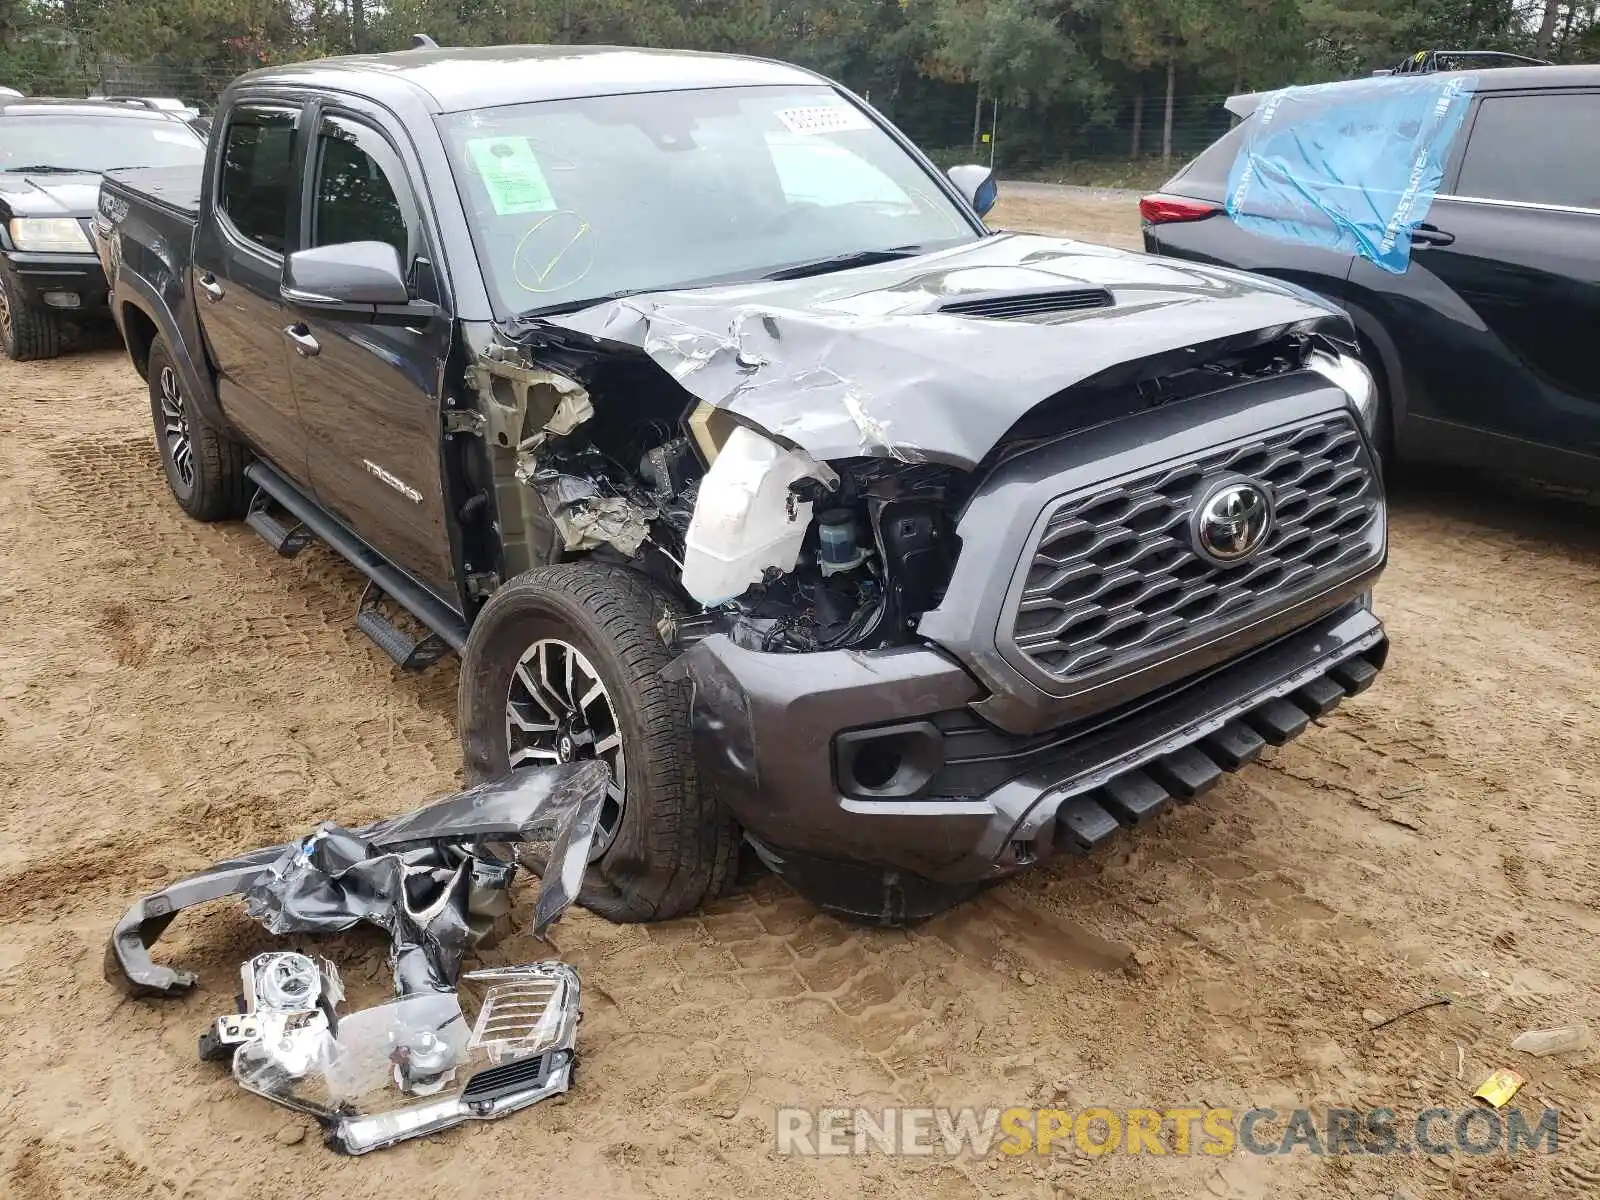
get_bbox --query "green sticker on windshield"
[465,136,557,215]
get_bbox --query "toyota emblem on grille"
[1192,477,1274,565]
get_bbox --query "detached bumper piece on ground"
[104,761,607,1153]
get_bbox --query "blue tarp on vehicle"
[1226,73,1477,273]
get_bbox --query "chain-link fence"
[2,49,1239,188]
[2,59,238,108]
[886,85,1237,187]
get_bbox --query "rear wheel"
[147,337,247,521]
[0,267,62,361]
[458,562,738,922]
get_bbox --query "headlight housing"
[1307,348,1378,439]
[8,217,92,253]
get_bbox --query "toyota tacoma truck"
[99,44,1389,924]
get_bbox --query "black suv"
[0,99,205,359]
[1142,65,1600,490]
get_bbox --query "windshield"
[436,85,980,316]
[0,115,205,173]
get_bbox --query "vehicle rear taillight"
[1139,194,1221,224]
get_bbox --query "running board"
[356,582,451,670]
[244,488,313,557]
[243,461,469,657]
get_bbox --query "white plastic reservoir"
[681,425,832,606]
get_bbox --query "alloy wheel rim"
[158,365,195,494]
[505,637,625,859]
[0,275,12,344]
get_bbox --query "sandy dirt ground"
[989,186,1144,249]
[3,195,1600,1200]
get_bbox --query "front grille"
[1005,413,1380,683]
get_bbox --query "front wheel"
[458,562,738,923]
[0,267,62,361]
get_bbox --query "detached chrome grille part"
[467,965,576,1065]
[1004,414,1380,685]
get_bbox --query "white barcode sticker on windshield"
[775,105,872,137]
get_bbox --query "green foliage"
[0,0,1593,168]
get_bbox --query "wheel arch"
[119,301,159,380]
[1332,294,1410,432]
[112,275,231,435]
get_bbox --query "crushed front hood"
[545,233,1338,469]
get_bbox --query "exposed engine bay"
[469,314,1357,657]
[505,390,963,654]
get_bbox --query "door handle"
[282,323,321,357]
[1411,223,1455,247]
[198,273,224,301]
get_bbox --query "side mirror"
[947,164,998,217]
[281,241,411,315]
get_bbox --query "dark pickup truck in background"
[98,44,1390,923]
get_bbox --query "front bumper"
[1,250,109,313]
[672,601,1386,921]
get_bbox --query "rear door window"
[218,106,298,253]
[1455,93,1600,209]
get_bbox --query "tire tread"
[459,562,738,923]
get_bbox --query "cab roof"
[235,44,828,114]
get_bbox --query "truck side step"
[244,461,468,655]
[244,489,313,557]
[356,583,451,671]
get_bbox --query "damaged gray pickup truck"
[99,44,1389,924]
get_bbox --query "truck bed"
[102,165,201,222]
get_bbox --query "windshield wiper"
[2,164,94,174]
[515,288,659,320]
[760,245,925,281]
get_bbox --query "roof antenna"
[412,34,439,49]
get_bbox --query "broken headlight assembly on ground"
[224,958,580,1155]
[105,762,605,1154]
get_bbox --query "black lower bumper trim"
[1007,630,1384,870]
[1099,771,1170,824]
[1331,657,1380,694]
[1247,697,1312,746]
[1148,746,1223,800]
[1203,721,1267,771]
[677,603,1387,916]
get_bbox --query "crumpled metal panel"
[105,761,611,999]
[544,233,1336,470]
[1226,74,1477,273]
